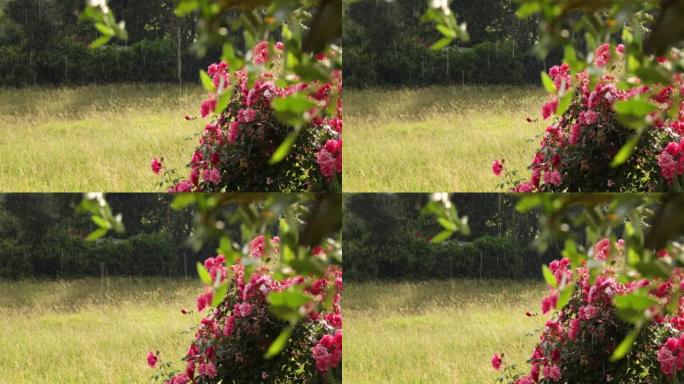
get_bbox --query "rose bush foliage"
[154,41,342,192]
[492,239,684,383]
[148,237,342,384]
[495,44,684,192]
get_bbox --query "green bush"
[344,234,526,281]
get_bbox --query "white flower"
[88,0,110,14]
[430,0,451,15]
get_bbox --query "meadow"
[0,278,202,383]
[344,279,547,383]
[0,84,206,192]
[344,86,547,192]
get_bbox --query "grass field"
[344,280,547,383]
[0,278,202,383]
[0,84,206,192]
[344,86,548,192]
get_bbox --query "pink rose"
[146,351,158,368]
[543,171,562,186]
[491,353,502,370]
[151,158,162,175]
[492,160,503,177]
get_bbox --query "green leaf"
[516,196,543,212]
[431,36,452,50]
[430,230,453,243]
[269,133,298,164]
[610,328,639,361]
[610,135,640,167]
[85,227,108,241]
[516,2,541,18]
[613,293,658,311]
[556,282,575,310]
[542,265,558,288]
[556,88,574,116]
[541,71,557,93]
[94,22,115,36]
[211,283,229,307]
[214,87,232,114]
[614,99,657,116]
[199,70,216,93]
[264,326,293,358]
[89,35,111,49]
[437,217,457,231]
[272,94,316,115]
[171,194,197,210]
[196,262,212,285]
[91,215,111,229]
[175,0,199,16]
[436,24,456,38]
[268,291,311,308]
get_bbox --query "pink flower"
[237,302,253,317]
[594,43,611,67]
[196,291,212,312]
[542,99,558,119]
[312,331,342,374]
[659,151,677,182]
[151,158,163,175]
[491,353,502,370]
[592,238,611,261]
[223,315,235,337]
[568,318,581,340]
[202,169,221,185]
[616,44,625,54]
[146,351,158,368]
[200,97,216,118]
[253,41,270,65]
[228,121,240,143]
[169,374,189,384]
[249,235,266,258]
[198,362,217,378]
[580,110,598,125]
[325,139,342,154]
[541,292,558,314]
[543,364,562,381]
[275,41,285,51]
[492,160,503,177]
[568,123,581,145]
[543,171,562,186]
[514,182,535,193]
[238,108,257,123]
[579,305,598,320]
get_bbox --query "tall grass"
[0,84,206,192]
[0,278,202,383]
[344,86,547,192]
[344,280,547,383]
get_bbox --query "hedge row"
[344,235,540,281]
[0,232,203,279]
[345,40,562,88]
[0,39,214,87]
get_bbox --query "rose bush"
[493,239,684,384]
[149,238,343,384]
[494,44,684,192]
[154,41,342,192]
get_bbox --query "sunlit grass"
[344,86,547,192]
[0,84,207,192]
[0,278,202,383]
[344,280,547,383]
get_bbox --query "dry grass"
[344,86,548,192]
[344,280,547,383]
[0,278,202,383]
[0,84,207,192]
